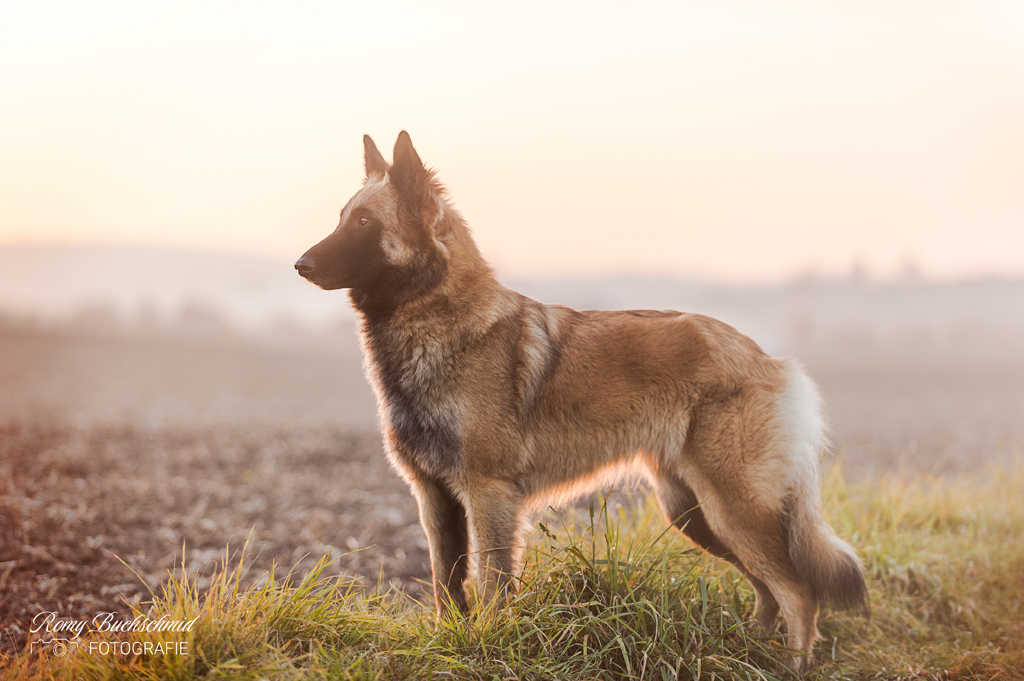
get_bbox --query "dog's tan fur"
[296,132,866,671]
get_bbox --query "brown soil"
[0,423,430,655]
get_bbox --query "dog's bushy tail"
[779,361,868,612]
[789,489,867,610]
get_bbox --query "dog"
[295,132,866,671]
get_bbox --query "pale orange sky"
[1,1,1023,282]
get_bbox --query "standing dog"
[296,132,866,671]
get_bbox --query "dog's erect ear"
[390,131,430,205]
[364,135,388,179]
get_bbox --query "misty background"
[1,243,1021,477]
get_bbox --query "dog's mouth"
[307,278,347,291]
[296,270,347,291]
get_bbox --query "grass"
[3,459,1022,680]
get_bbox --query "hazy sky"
[2,1,1022,282]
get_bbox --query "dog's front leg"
[411,477,470,617]
[466,479,524,605]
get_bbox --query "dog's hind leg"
[649,468,781,627]
[411,477,470,617]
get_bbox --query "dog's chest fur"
[359,316,467,480]
[356,291,562,484]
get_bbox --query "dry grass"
[816,462,1024,678]
[3,458,1022,679]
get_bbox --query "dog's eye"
[359,217,370,226]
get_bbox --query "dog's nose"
[294,256,316,277]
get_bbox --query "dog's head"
[295,132,456,313]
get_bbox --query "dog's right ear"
[390,131,427,200]
[364,135,388,180]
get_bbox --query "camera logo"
[31,638,82,656]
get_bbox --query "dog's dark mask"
[295,132,448,317]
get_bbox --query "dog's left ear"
[390,131,432,207]
[364,135,388,179]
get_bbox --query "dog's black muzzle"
[294,256,316,279]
